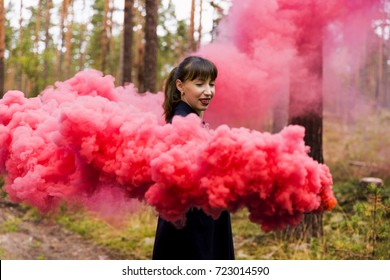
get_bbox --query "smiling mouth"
[200,99,211,106]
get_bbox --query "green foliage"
[88,0,105,71]
[0,217,22,233]
[3,0,208,93]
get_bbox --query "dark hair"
[163,56,218,123]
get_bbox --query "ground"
[0,199,123,260]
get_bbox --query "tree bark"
[57,0,69,80]
[78,0,87,71]
[31,0,43,95]
[65,0,74,78]
[188,0,196,51]
[210,1,223,42]
[34,0,42,53]
[286,7,324,241]
[108,0,115,75]
[43,0,52,85]
[197,0,203,48]
[101,0,109,73]
[17,0,23,90]
[134,1,145,90]
[122,0,134,85]
[142,0,158,92]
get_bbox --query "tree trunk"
[122,0,134,85]
[0,0,4,97]
[101,0,109,73]
[65,0,74,78]
[108,0,115,75]
[188,0,196,51]
[31,0,43,95]
[210,1,223,42]
[78,0,87,71]
[286,10,324,241]
[34,0,42,53]
[17,0,23,90]
[135,1,145,89]
[286,107,324,240]
[43,0,52,86]
[197,0,203,48]
[142,0,158,92]
[376,21,384,108]
[57,0,69,80]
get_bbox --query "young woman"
[152,56,235,260]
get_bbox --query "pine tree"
[142,0,158,92]
[122,0,134,85]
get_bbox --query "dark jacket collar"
[168,101,199,123]
[169,101,207,127]
[174,101,198,117]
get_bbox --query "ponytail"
[163,67,181,123]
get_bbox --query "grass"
[54,203,157,259]
[0,246,8,259]
[0,217,22,233]
[323,109,390,182]
[48,183,389,260]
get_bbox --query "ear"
[176,79,183,92]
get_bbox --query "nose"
[203,85,212,96]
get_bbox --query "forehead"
[186,72,215,82]
[192,77,215,81]
[184,77,215,84]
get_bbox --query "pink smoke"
[7,0,380,230]
[0,70,164,214]
[1,70,335,231]
[198,0,382,128]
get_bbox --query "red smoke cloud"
[198,0,381,128]
[1,70,335,231]
[6,0,378,230]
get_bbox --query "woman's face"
[176,77,215,117]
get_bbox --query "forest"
[0,0,390,260]
[0,0,229,96]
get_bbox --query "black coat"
[152,101,235,260]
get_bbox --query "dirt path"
[0,199,123,260]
